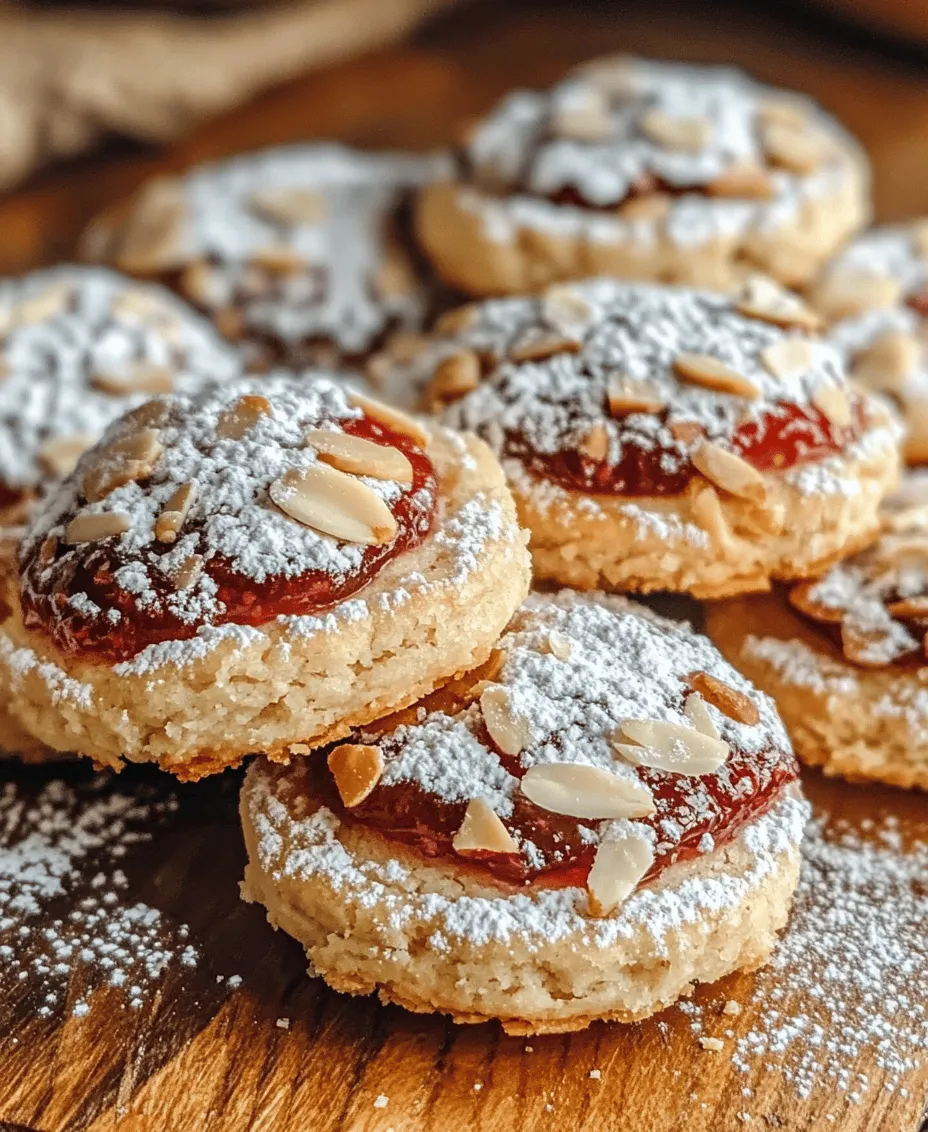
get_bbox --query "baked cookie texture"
[0,265,239,528]
[810,220,928,464]
[706,473,928,790]
[379,277,901,598]
[241,592,806,1033]
[0,378,530,778]
[416,56,869,297]
[81,144,450,372]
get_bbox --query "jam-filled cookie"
[810,221,928,464]
[0,266,238,528]
[241,591,807,1034]
[416,56,869,297]
[0,377,530,778]
[383,278,900,598]
[81,144,449,372]
[707,473,928,791]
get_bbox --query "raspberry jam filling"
[20,415,438,664]
[511,400,863,498]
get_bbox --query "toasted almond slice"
[250,244,305,274]
[689,484,732,546]
[542,284,595,331]
[480,684,532,756]
[111,287,181,327]
[113,178,188,274]
[813,270,903,322]
[812,383,852,428]
[427,350,481,407]
[759,98,811,131]
[617,718,730,775]
[249,186,327,227]
[887,596,928,619]
[851,331,921,394]
[607,375,664,416]
[178,259,223,308]
[579,422,610,461]
[38,434,93,477]
[551,90,613,142]
[452,797,518,854]
[17,282,72,326]
[673,353,761,399]
[692,440,766,502]
[760,338,814,380]
[617,193,672,222]
[83,428,164,503]
[305,429,413,483]
[509,332,581,363]
[173,553,204,591]
[91,362,175,396]
[543,629,572,660]
[65,510,131,545]
[349,392,429,448]
[385,330,430,365]
[639,108,711,151]
[215,307,246,342]
[841,621,908,667]
[586,826,654,917]
[687,671,759,726]
[706,162,773,199]
[435,304,479,335]
[736,276,822,332]
[376,245,418,299]
[216,394,273,440]
[787,579,845,623]
[683,693,721,741]
[761,120,830,173]
[521,763,655,820]
[155,481,197,543]
[670,420,705,445]
[575,54,639,98]
[270,463,397,546]
[328,743,384,808]
[121,400,171,432]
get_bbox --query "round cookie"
[81,144,451,372]
[706,472,928,790]
[810,221,928,464]
[0,377,530,778]
[416,56,869,297]
[380,277,900,598]
[241,591,807,1034]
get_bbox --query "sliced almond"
[83,428,164,503]
[120,400,171,432]
[575,55,639,98]
[480,684,532,756]
[812,383,852,428]
[736,276,822,332]
[38,434,93,477]
[435,304,479,335]
[248,187,327,227]
[692,440,766,502]
[851,331,921,395]
[173,553,204,591]
[113,178,188,273]
[543,629,572,660]
[542,284,594,332]
[452,797,519,855]
[759,98,811,131]
[65,510,131,545]
[841,621,906,668]
[178,259,222,308]
[327,743,384,807]
[586,826,654,917]
[550,89,613,142]
[111,287,181,327]
[215,307,246,342]
[427,350,481,407]
[674,353,761,399]
[761,120,830,174]
[155,481,197,543]
[706,162,773,199]
[689,484,732,547]
[607,375,664,416]
[787,579,845,623]
[640,108,711,151]
[520,763,655,820]
[812,270,902,322]
[670,420,705,446]
[91,362,175,396]
[760,338,814,380]
[887,596,928,619]
[616,718,730,775]
[616,193,672,222]
[17,282,72,326]
[509,332,581,364]
[349,392,429,448]
[683,693,721,741]
[270,463,397,546]
[687,671,759,726]
[305,429,413,483]
[385,331,430,365]
[216,394,273,440]
[376,245,418,300]
[579,422,610,461]
[250,245,304,275]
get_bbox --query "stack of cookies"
[0,54,918,1035]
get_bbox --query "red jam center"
[511,401,862,498]
[20,416,438,664]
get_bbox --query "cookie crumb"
[589,1069,602,1080]
[276,1017,290,1030]
[700,1036,725,1052]
[373,1095,389,1109]
[723,1000,742,1016]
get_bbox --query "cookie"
[706,472,928,790]
[379,277,900,598]
[0,377,530,778]
[241,591,807,1034]
[416,56,869,297]
[0,265,239,528]
[809,221,928,464]
[81,144,450,372]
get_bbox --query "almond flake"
[37,434,93,477]
[520,763,655,820]
[616,718,730,775]
[427,350,481,407]
[120,400,171,432]
[173,554,203,591]
[689,484,731,546]
[480,684,532,756]
[509,332,581,363]
[543,629,572,660]
[706,162,773,199]
[113,178,188,273]
[575,55,638,98]
[673,353,761,399]
[735,276,822,332]
[375,245,418,300]
[385,331,429,365]
[250,245,304,275]
[216,395,272,440]
[248,186,327,226]
[579,423,610,461]
[215,308,246,341]
[607,375,664,415]
[435,304,479,334]
[155,481,197,543]
[692,440,766,501]
[812,383,852,428]
[542,284,594,331]
[759,98,810,131]
[550,90,613,142]
[586,826,654,917]
[851,331,920,395]
[304,429,413,484]
[65,510,131,545]
[670,420,705,445]
[687,670,759,725]
[17,283,72,327]
[683,693,721,741]
[841,621,904,668]
[787,580,846,623]
[270,463,397,546]
[616,193,672,222]
[812,270,902,322]
[761,120,830,173]
[886,596,928,619]
[83,428,164,503]
[90,362,174,396]
[349,393,429,448]
[760,338,814,379]
[327,743,384,807]
[639,108,711,151]
[452,797,518,854]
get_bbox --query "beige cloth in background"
[0,0,456,190]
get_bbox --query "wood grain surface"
[1,1,928,1129]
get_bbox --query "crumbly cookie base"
[0,428,531,779]
[240,760,806,1035]
[707,594,928,791]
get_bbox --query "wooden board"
[1,1,928,1129]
